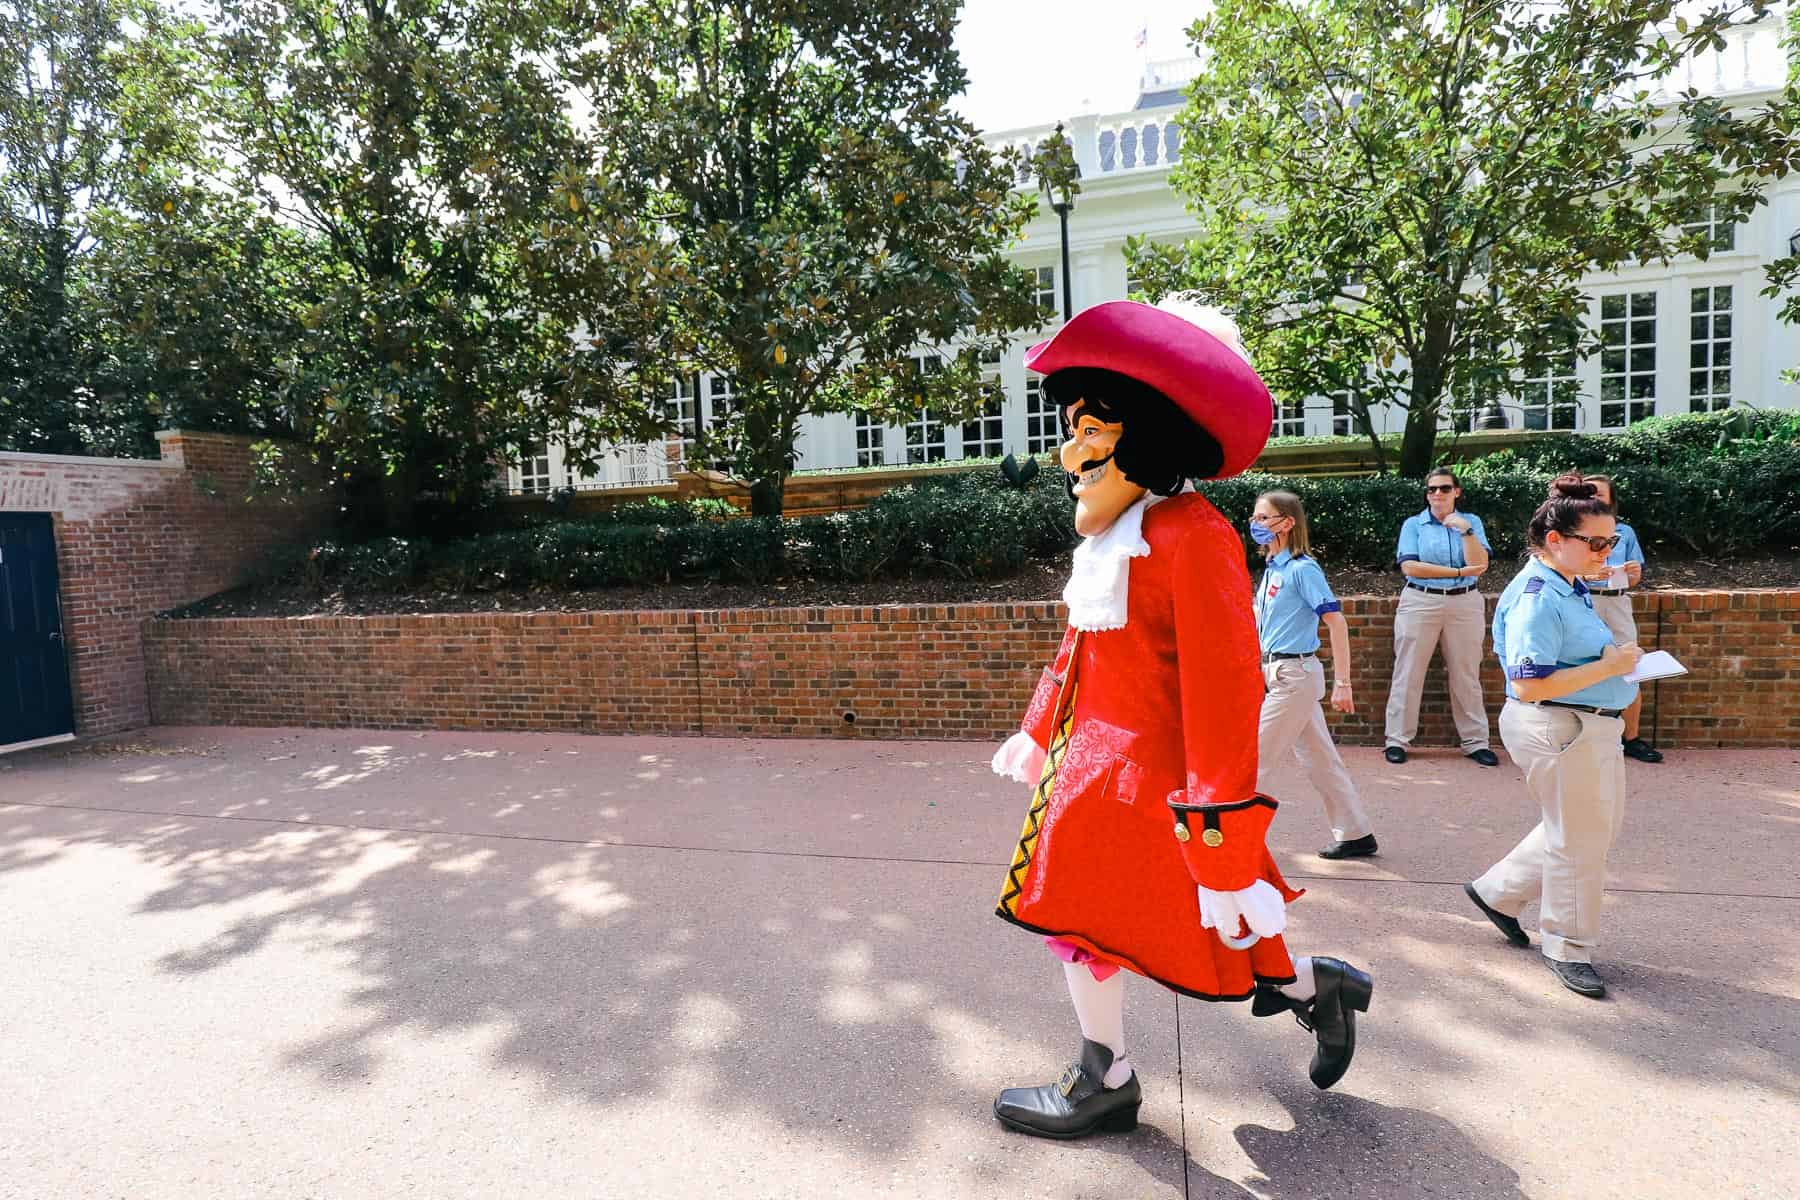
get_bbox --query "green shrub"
[262,412,1797,598]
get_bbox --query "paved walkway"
[2,728,1795,1199]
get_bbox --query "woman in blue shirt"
[1384,468,1499,767]
[1250,491,1377,860]
[1583,475,1662,764]
[1462,474,1644,999]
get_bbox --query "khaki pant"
[1384,586,1491,751]
[1257,656,1373,841]
[1591,593,1637,646]
[1472,700,1627,963]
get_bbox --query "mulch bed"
[169,550,1800,619]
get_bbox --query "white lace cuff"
[1195,879,1288,939]
[990,731,1047,785]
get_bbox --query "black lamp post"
[1036,121,1082,324]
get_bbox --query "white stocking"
[1062,962,1134,1088]
[1277,955,1317,1003]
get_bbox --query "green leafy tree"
[0,0,211,454]
[1133,0,1798,476]
[210,0,596,531]
[550,0,1041,516]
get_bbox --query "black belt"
[1261,651,1311,663]
[1589,588,1626,596]
[1539,700,1625,718]
[1406,581,1477,596]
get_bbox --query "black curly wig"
[1046,366,1226,498]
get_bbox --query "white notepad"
[1623,650,1688,684]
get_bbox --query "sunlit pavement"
[3,727,1795,1199]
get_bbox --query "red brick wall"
[1,433,328,737]
[143,590,1800,748]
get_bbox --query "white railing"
[1650,11,1791,101]
[988,8,1791,181]
[992,103,1189,185]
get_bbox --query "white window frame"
[1024,374,1058,456]
[854,410,886,467]
[1688,285,1732,413]
[1599,291,1657,429]
[665,376,698,468]
[1032,266,1056,315]
[1682,201,1736,255]
[904,354,946,463]
[518,441,552,494]
[1518,344,1582,431]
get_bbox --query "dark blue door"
[1,513,74,747]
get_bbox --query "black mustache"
[1076,454,1114,474]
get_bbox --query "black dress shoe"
[1318,834,1378,860]
[1543,955,1607,998]
[1383,745,1407,764]
[1622,737,1664,764]
[1463,882,1529,947]
[1467,748,1500,767]
[993,1039,1141,1139]
[1253,958,1373,1090]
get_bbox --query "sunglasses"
[1424,484,1456,494]
[1559,533,1622,552]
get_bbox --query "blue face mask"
[1249,521,1279,546]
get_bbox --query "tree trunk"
[748,474,785,517]
[1398,404,1440,479]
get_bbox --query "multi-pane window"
[1682,202,1736,255]
[1518,344,1581,431]
[1033,266,1056,317]
[1689,286,1732,412]
[1599,292,1657,428]
[1329,388,1355,437]
[665,376,698,467]
[1272,396,1306,438]
[854,411,886,467]
[904,355,946,463]
[962,391,1005,459]
[706,375,739,469]
[1024,374,1058,455]
[519,442,551,494]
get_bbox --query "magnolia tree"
[211,0,597,531]
[1131,0,1799,476]
[547,0,1041,516]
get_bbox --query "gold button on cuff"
[1201,828,1225,848]
[1173,823,1191,842]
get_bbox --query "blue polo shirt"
[1606,522,1644,569]
[1492,556,1638,710]
[1397,508,1491,590]
[1255,550,1341,655]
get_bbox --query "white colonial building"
[517,13,1799,494]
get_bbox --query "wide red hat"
[1024,300,1273,479]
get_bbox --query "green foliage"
[1138,0,1797,478]
[210,0,596,532]
[0,0,277,455]
[546,0,1042,516]
[259,415,1798,601]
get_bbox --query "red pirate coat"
[996,491,1302,1000]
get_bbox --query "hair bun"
[1548,472,1597,501]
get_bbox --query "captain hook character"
[989,299,1374,1139]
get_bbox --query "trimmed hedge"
[257,410,1799,594]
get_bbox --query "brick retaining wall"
[143,590,1799,748]
[2,433,328,738]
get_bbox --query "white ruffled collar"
[1062,485,1189,631]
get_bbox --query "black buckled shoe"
[1622,737,1664,764]
[1467,748,1501,767]
[1383,746,1407,764]
[993,1039,1141,1139]
[1253,958,1373,1091]
[1318,833,1379,860]
[1463,882,1530,947]
[1543,955,1607,998]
